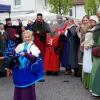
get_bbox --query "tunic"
[32,20,51,59]
[44,34,60,72]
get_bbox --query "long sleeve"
[84,32,94,48]
[29,44,40,57]
[25,53,36,63]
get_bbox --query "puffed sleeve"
[29,44,40,57]
[15,43,24,53]
[84,32,94,48]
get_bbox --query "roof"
[74,0,85,5]
[0,4,11,13]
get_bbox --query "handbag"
[92,47,100,57]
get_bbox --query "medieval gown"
[82,28,94,90]
[69,25,80,74]
[13,41,43,100]
[90,25,100,96]
[44,33,60,72]
[60,29,72,70]
[60,25,79,71]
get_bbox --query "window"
[14,0,21,5]
[44,0,47,7]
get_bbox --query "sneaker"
[92,93,100,97]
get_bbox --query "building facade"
[0,0,49,20]
[11,0,49,14]
[69,0,86,19]
[0,0,86,21]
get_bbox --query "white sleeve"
[30,45,40,57]
[64,29,68,36]
[15,43,24,53]
[84,32,94,47]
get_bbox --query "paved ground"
[0,71,100,100]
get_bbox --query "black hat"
[5,18,11,21]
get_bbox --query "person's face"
[21,27,26,32]
[82,17,89,25]
[57,18,63,24]
[6,20,12,26]
[28,20,33,24]
[97,13,100,20]
[68,18,74,25]
[0,24,4,30]
[23,32,32,43]
[89,20,96,28]
[37,15,43,22]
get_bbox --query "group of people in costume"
[0,10,100,100]
[78,11,100,96]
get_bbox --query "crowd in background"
[0,9,100,99]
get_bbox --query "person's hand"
[0,57,4,60]
[20,52,25,56]
[37,31,40,34]
[81,42,84,47]
[15,34,19,38]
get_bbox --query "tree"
[96,0,100,8]
[97,0,100,5]
[48,0,74,14]
[84,0,100,16]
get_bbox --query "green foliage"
[97,0,100,4]
[84,0,100,16]
[48,0,74,14]
[96,0,100,8]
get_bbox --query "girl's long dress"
[13,42,41,100]
[44,34,60,72]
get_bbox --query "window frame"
[44,0,47,7]
[14,0,21,6]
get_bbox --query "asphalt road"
[0,71,99,100]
